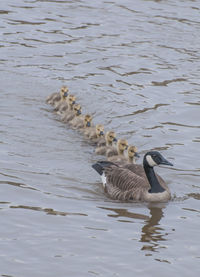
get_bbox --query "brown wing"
[105,166,150,201]
[123,164,167,190]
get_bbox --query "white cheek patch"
[146,155,157,167]
[101,172,107,188]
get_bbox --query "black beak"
[160,157,173,166]
[113,137,117,142]
[72,101,76,105]
[64,92,68,97]
[135,152,140,158]
[77,109,81,115]
[125,145,128,150]
[86,122,91,127]
[100,131,104,136]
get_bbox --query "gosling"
[106,139,128,161]
[85,124,104,144]
[109,145,139,164]
[61,103,81,123]
[46,86,68,106]
[78,115,93,133]
[95,131,117,155]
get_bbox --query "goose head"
[105,131,117,146]
[144,151,173,168]
[117,139,128,155]
[60,86,69,100]
[68,94,76,110]
[73,104,82,116]
[96,124,104,138]
[84,114,93,128]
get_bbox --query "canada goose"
[46,86,68,106]
[106,139,128,160]
[85,124,104,143]
[95,131,117,155]
[92,151,173,202]
[78,115,93,132]
[61,103,80,123]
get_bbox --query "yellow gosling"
[106,139,128,161]
[95,131,117,155]
[46,86,68,106]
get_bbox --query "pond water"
[0,0,200,276]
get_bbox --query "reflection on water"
[140,205,166,253]
[99,206,149,223]
[100,205,168,254]
[10,205,88,217]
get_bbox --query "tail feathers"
[92,163,104,175]
[92,161,117,175]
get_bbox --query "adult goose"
[92,151,173,202]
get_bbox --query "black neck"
[143,160,165,193]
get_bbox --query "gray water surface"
[0,0,200,276]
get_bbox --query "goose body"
[95,131,117,155]
[92,151,173,202]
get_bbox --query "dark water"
[0,0,200,276]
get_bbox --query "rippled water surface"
[0,0,200,276]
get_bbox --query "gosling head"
[105,131,117,146]
[68,94,76,109]
[127,145,140,159]
[73,104,82,116]
[117,139,128,155]
[144,151,173,167]
[60,86,69,99]
[95,124,104,138]
[84,114,92,128]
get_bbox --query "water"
[0,0,200,276]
